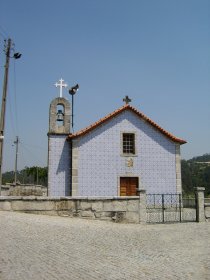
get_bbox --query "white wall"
[76,110,177,196]
[48,135,71,196]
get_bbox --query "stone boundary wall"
[0,188,207,224]
[1,184,47,196]
[205,203,210,221]
[0,196,143,224]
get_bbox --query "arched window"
[56,104,64,126]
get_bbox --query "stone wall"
[1,184,47,196]
[0,188,207,224]
[0,196,142,224]
[1,185,10,196]
[9,185,47,196]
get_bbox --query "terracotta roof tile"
[68,104,187,144]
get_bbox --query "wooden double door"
[120,177,138,196]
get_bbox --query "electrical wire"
[13,138,33,170]
[20,143,39,166]
[20,141,46,151]
[5,138,15,144]
[0,25,10,39]
[0,31,6,40]
[2,39,20,141]
[7,82,16,138]
[13,59,19,135]
[0,39,6,66]
[20,142,46,164]
[8,140,46,173]
[18,142,28,169]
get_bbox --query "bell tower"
[49,97,70,134]
[48,79,71,196]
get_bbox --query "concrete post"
[195,187,205,222]
[137,189,147,224]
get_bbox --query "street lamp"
[69,84,79,130]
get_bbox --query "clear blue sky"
[0,0,209,172]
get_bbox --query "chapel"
[48,83,186,197]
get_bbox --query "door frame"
[118,175,140,196]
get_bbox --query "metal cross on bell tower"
[123,95,132,105]
[54,78,68,98]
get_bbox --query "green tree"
[181,160,193,195]
[2,166,48,186]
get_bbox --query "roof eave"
[67,104,187,144]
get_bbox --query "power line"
[0,31,7,40]
[20,141,46,151]
[13,59,19,134]
[0,25,10,38]
[7,82,16,138]
[0,38,22,194]
[0,38,12,194]
[20,142,45,164]
[3,43,21,140]
[13,136,19,185]
[0,40,17,137]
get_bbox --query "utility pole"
[14,136,19,185]
[36,167,39,185]
[0,38,11,194]
[0,39,21,194]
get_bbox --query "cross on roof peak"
[54,78,68,98]
[123,95,132,105]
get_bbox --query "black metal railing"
[146,194,196,223]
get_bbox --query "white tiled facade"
[74,110,179,196]
[48,135,71,196]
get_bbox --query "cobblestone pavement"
[0,211,209,280]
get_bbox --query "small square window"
[123,133,135,154]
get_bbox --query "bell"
[57,109,64,122]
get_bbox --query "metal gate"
[146,194,197,223]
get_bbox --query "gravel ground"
[0,211,209,280]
